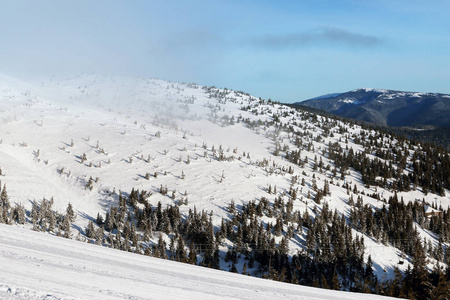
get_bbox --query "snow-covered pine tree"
[0,184,10,223]
[66,203,76,222]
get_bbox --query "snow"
[0,74,449,296]
[0,224,394,300]
[337,98,367,104]
[410,92,425,98]
[338,98,357,104]
[351,88,388,94]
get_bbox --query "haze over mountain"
[297,88,450,128]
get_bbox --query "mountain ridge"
[296,88,450,128]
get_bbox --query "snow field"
[0,224,395,300]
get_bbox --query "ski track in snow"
[0,224,394,300]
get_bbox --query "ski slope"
[0,224,394,300]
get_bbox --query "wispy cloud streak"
[251,27,383,50]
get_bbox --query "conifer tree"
[86,221,96,239]
[176,235,187,262]
[48,211,55,232]
[31,200,40,231]
[388,266,404,297]
[12,204,26,224]
[157,235,167,259]
[62,214,71,238]
[432,266,450,299]
[331,269,341,290]
[0,184,9,209]
[0,184,10,223]
[411,240,433,299]
[188,243,197,264]
[142,220,152,242]
[0,205,4,224]
[66,203,76,222]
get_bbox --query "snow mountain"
[297,88,450,128]
[1,74,450,299]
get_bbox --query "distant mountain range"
[295,88,450,128]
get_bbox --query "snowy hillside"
[1,74,450,298]
[0,224,394,300]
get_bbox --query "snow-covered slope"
[1,74,449,296]
[0,224,394,300]
[0,75,288,227]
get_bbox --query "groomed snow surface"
[0,224,394,300]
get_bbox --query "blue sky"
[1,0,450,102]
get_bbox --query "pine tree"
[176,235,187,262]
[411,240,433,299]
[331,269,341,290]
[48,211,55,232]
[96,226,104,245]
[364,255,376,289]
[0,184,10,223]
[66,203,76,222]
[0,184,10,209]
[388,266,404,297]
[142,221,152,242]
[278,237,289,256]
[31,200,40,231]
[86,220,96,239]
[432,266,450,299]
[0,205,3,224]
[12,204,26,224]
[105,211,113,231]
[188,243,197,264]
[62,214,71,238]
[158,235,167,259]
[96,213,104,226]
